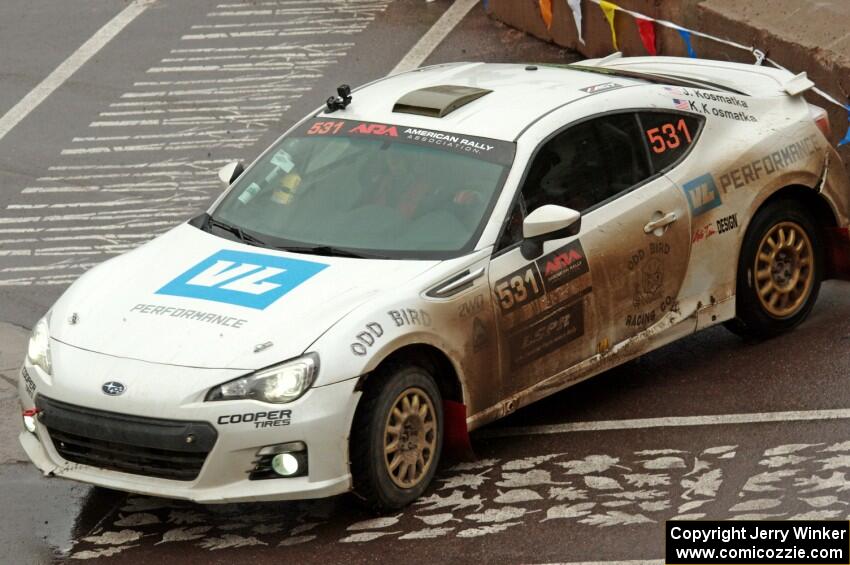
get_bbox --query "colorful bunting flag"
[539,0,553,30]
[567,0,584,44]
[599,0,618,50]
[636,18,656,55]
[839,106,850,147]
[678,29,696,58]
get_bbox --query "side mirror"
[218,161,245,187]
[521,204,581,259]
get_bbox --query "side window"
[496,113,651,250]
[638,112,702,172]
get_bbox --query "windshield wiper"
[279,245,387,259]
[207,216,269,247]
[201,215,384,258]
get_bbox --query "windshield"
[209,118,515,259]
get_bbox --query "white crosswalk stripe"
[0,0,394,286]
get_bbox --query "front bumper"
[18,343,361,503]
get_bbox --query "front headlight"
[206,353,318,404]
[26,316,52,375]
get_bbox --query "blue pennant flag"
[678,29,696,58]
[839,106,850,147]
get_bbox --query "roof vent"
[393,85,492,118]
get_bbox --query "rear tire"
[350,364,443,511]
[725,199,822,339]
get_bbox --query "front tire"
[350,364,443,511]
[726,199,822,339]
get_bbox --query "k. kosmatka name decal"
[157,249,327,310]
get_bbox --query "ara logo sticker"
[156,250,327,310]
[536,240,589,291]
[348,123,398,137]
[580,82,623,94]
[682,173,722,217]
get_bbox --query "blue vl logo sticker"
[157,250,327,310]
[682,173,723,217]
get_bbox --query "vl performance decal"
[157,249,327,310]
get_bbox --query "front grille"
[37,395,217,481]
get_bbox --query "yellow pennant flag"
[539,0,553,30]
[599,0,619,50]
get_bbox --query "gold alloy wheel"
[383,387,437,489]
[754,221,814,319]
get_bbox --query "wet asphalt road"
[2,1,850,564]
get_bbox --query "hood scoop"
[393,85,492,118]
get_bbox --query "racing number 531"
[307,121,344,135]
[646,118,693,154]
[495,266,544,312]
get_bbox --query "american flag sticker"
[673,98,690,110]
[664,85,686,95]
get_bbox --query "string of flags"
[530,0,850,146]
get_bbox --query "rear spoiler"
[581,52,623,67]
[581,53,814,98]
[783,71,814,96]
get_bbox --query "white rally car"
[19,56,850,510]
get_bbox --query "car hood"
[50,223,439,369]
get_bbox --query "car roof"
[318,62,646,142]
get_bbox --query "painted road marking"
[0,0,475,285]
[0,0,155,142]
[479,408,850,438]
[0,1,393,286]
[390,0,479,75]
[65,438,850,559]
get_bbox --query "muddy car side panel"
[665,91,832,325]
[487,232,598,404]
[307,250,503,419]
[465,84,841,427]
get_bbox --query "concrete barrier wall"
[487,0,698,59]
[486,0,850,159]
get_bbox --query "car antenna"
[326,84,352,112]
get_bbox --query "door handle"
[644,212,678,234]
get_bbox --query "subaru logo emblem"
[102,381,125,396]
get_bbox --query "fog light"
[250,442,308,480]
[271,453,299,477]
[22,408,40,433]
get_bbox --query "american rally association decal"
[493,240,590,315]
[535,240,589,292]
[157,249,327,310]
[300,118,515,165]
